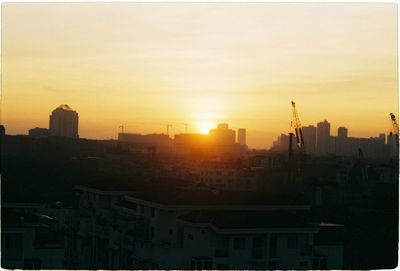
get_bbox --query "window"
[169,229,173,235]
[140,205,145,214]
[188,234,194,240]
[269,261,277,269]
[288,236,298,248]
[233,237,245,249]
[151,208,155,217]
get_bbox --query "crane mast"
[389,113,399,150]
[291,101,305,149]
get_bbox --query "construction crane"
[291,101,305,150]
[389,113,399,150]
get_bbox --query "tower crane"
[291,101,305,150]
[389,113,399,150]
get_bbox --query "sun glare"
[197,121,215,134]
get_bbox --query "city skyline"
[2,3,398,148]
[7,102,396,152]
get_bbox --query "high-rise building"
[209,123,235,145]
[49,104,79,138]
[237,128,246,146]
[337,127,348,138]
[302,125,316,155]
[336,127,348,155]
[316,120,330,155]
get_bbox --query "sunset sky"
[2,3,398,148]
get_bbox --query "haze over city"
[2,3,397,148]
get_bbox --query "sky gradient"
[2,3,398,148]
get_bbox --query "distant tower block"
[237,128,246,146]
[49,104,79,139]
[338,127,348,138]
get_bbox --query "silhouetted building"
[209,123,235,145]
[237,128,246,146]
[118,133,172,156]
[379,133,386,144]
[302,125,316,155]
[316,120,330,156]
[49,104,79,139]
[0,125,5,136]
[335,127,348,155]
[2,203,66,269]
[271,134,290,152]
[174,133,210,158]
[337,127,348,138]
[73,185,344,269]
[28,127,50,138]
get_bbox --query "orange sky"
[1,3,398,148]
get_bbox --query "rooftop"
[56,104,75,111]
[178,210,317,229]
[127,189,309,207]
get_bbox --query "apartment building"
[72,185,344,269]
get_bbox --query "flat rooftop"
[127,189,309,207]
[178,210,317,229]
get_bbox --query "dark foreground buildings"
[1,124,398,269]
